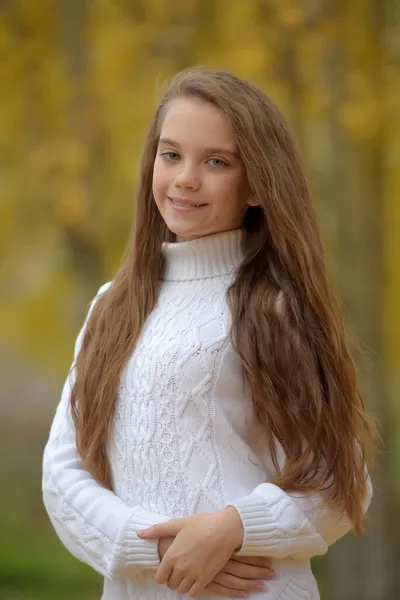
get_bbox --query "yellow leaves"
[217,0,265,47]
[339,100,379,141]
[277,3,304,30]
[32,140,89,176]
[0,17,12,55]
[317,17,343,41]
[219,40,267,81]
[57,182,91,233]
[16,0,54,29]
[26,138,95,244]
[302,88,331,116]
[339,71,382,141]
[382,75,400,370]
[0,0,398,383]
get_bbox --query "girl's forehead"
[159,98,237,148]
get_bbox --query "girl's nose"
[174,164,201,190]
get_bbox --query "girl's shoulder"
[96,281,113,297]
[86,281,113,319]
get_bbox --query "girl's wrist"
[218,506,244,551]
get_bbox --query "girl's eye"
[208,157,227,168]
[161,152,180,162]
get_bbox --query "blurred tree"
[321,0,396,597]
[58,0,101,297]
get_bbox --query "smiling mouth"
[168,197,207,209]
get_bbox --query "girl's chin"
[166,222,208,242]
[172,230,205,243]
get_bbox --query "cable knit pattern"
[42,229,372,600]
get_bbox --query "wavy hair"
[71,67,374,535]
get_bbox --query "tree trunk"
[58,0,101,299]
[324,1,395,598]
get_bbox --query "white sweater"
[42,229,372,600]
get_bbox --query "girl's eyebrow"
[158,137,239,157]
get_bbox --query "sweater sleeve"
[42,283,170,579]
[228,474,373,561]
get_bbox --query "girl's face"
[152,97,258,242]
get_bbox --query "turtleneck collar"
[162,229,244,281]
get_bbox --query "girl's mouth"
[168,196,207,211]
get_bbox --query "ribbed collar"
[162,229,244,281]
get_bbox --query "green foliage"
[0,462,101,599]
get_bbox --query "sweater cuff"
[113,509,170,573]
[229,491,282,556]
[228,483,328,558]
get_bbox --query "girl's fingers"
[154,562,173,585]
[205,582,250,598]
[232,555,272,568]
[223,559,275,580]
[178,576,196,595]
[213,571,266,592]
[167,567,185,590]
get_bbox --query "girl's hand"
[204,555,275,598]
[157,538,275,597]
[158,536,175,560]
[137,507,245,597]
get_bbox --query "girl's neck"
[162,229,244,281]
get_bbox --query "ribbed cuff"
[228,483,328,558]
[229,491,282,556]
[112,508,170,574]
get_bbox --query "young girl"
[42,67,374,600]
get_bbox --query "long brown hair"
[71,67,374,535]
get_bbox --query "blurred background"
[0,1,399,599]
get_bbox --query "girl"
[42,68,374,600]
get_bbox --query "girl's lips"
[168,196,207,212]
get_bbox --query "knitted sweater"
[42,228,372,600]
